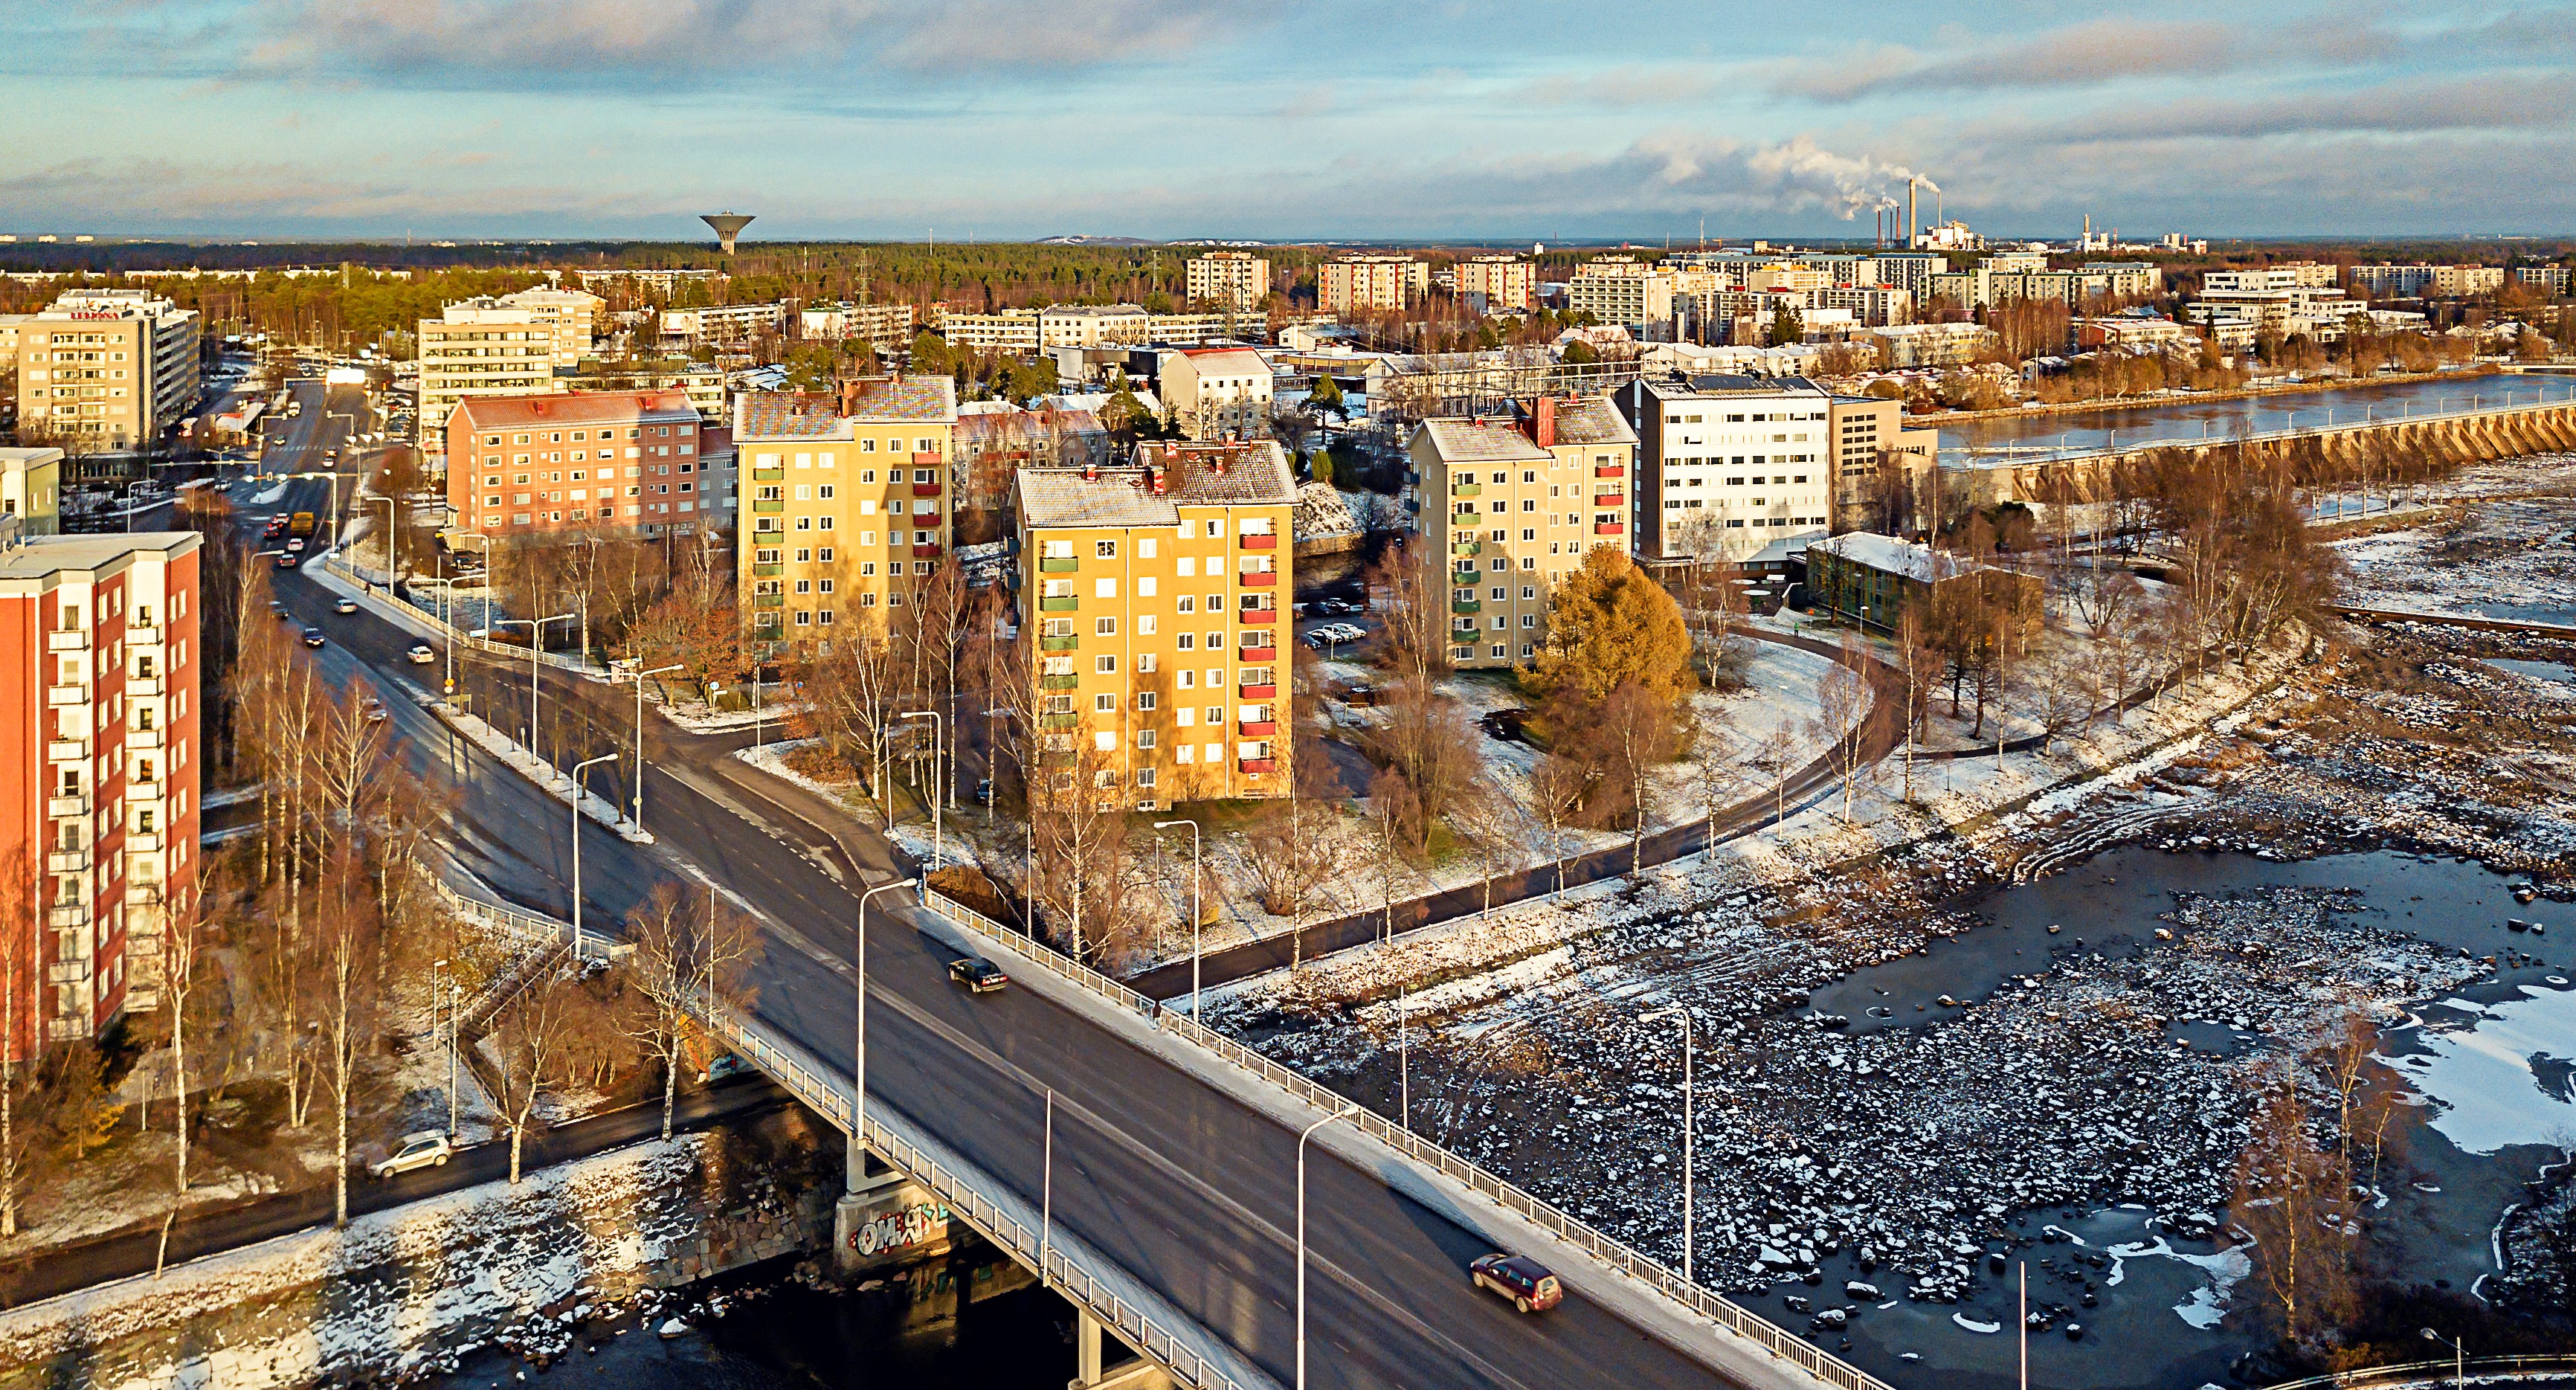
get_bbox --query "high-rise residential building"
[1157,347,1274,441]
[1566,257,1678,336]
[1613,375,1833,566]
[735,377,960,660]
[1824,395,1939,536]
[1185,252,1273,312]
[1,527,204,1059]
[13,290,201,451]
[1319,256,1426,314]
[495,286,605,364]
[1409,396,1638,670]
[1013,438,1300,809]
[1455,255,1536,311]
[416,303,560,458]
[444,391,711,540]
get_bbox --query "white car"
[362,697,390,724]
[407,643,437,664]
[369,1130,452,1179]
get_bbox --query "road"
[236,501,1779,1390]
[0,1078,790,1310]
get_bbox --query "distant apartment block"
[1185,252,1273,312]
[444,391,711,540]
[954,406,1110,515]
[495,286,605,365]
[1,448,63,535]
[570,268,728,297]
[2080,262,2168,297]
[659,301,789,346]
[800,302,919,348]
[1410,395,1638,669]
[1013,438,1301,809]
[2348,263,2506,297]
[2514,266,2572,295]
[1037,305,1236,350]
[1455,255,1536,311]
[1,527,204,1058]
[565,357,727,422]
[1158,347,1274,441]
[1824,396,1938,535]
[932,306,1043,354]
[1614,376,1832,566]
[14,289,202,451]
[1320,256,1426,314]
[1566,257,1676,335]
[1868,322,2000,367]
[735,377,959,660]
[416,303,561,457]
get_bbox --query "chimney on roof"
[1535,395,1556,448]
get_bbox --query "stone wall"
[0,1110,840,1390]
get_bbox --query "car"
[368,1130,453,1179]
[948,957,1010,994]
[268,599,289,616]
[286,537,306,553]
[362,697,389,724]
[1469,1254,1563,1313]
[333,597,358,614]
[301,627,326,648]
[274,553,300,570]
[407,642,437,664]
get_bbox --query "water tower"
[701,212,755,254]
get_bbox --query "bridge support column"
[1069,1310,1169,1390]
[832,1137,953,1275]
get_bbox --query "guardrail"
[916,889,1893,1390]
[2255,1354,2576,1390]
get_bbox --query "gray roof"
[1021,439,1296,529]
[1417,418,1548,464]
[1536,395,1638,446]
[1017,473,1184,529]
[0,530,201,584]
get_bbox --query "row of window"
[1662,410,1826,423]
[1452,643,1538,661]
[754,442,947,466]
[1033,521,1271,560]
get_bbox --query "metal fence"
[917,890,1894,1390]
[2255,1354,2576,1390]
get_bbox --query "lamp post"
[1153,820,1203,1019]
[629,663,683,831]
[495,614,573,769]
[900,710,943,872]
[431,959,456,1137]
[1640,1004,1695,1284]
[851,878,919,1193]
[2421,1328,2463,1389]
[569,753,617,961]
[377,495,399,597]
[1298,1104,1362,1390]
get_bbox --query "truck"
[288,511,317,538]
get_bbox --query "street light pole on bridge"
[1298,1104,1362,1390]
[569,753,618,961]
[851,878,919,1195]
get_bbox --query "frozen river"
[1939,374,2576,463]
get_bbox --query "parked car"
[333,596,358,614]
[301,627,326,648]
[368,1130,454,1179]
[407,642,437,664]
[948,957,1010,994]
[1469,1254,1563,1313]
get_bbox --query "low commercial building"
[1013,438,1300,808]
[1614,376,1833,565]
[1158,347,1274,441]
[14,290,202,451]
[1806,530,2041,636]
[1185,251,1272,312]
[0,526,205,1056]
[1411,395,1638,669]
[1320,256,1426,314]
[735,377,959,660]
[443,391,710,540]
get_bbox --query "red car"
[1469,1254,1563,1313]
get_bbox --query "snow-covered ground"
[2334,453,2576,624]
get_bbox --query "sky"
[3,1,2572,243]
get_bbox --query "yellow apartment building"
[1409,395,1638,669]
[1013,439,1298,811]
[735,377,959,660]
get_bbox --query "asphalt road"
[237,506,1765,1389]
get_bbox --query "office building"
[1409,395,1638,669]
[735,377,959,660]
[1614,376,1832,565]
[444,391,710,540]
[0,527,204,1058]
[1185,252,1273,312]
[1455,255,1536,311]
[1014,438,1300,809]
[1320,256,1427,314]
[1158,347,1274,441]
[14,290,202,451]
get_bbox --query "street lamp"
[494,614,573,766]
[569,753,618,961]
[1640,1004,1696,1284]
[2421,1328,2462,1389]
[377,495,399,597]
[431,959,457,1137]
[1153,820,1203,1020]
[1298,1104,1362,1390]
[628,663,683,832]
[851,877,919,1194]
[901,710,944,872]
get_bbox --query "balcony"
[912,481,942,497]
[1595,465,1624,477]
[1039,596,1079,612]
[753,593,785,609]
[751,468,784,484]
[127,833,161,854]
[128,727,162,749]
[1238,570,1276,588]
[46,851,87,873]
[47,905,86,929]
[1237,758,1276,774]
[48,740,84,762]
[913,544,942,558]
[1594,522,1625,535]
[1037,713,1079,732]
[129,677,162,698]
[1039,674,1081,691]
[1237,683,1277,701]
[1240,608,1276,625]
[1449,483,1481,498]
[1040,634,1080,652]
[753,499,784,513]
[46,630,87,651]
[48,684,86,707]
[1450,538,1481,556]
[127,625,161,646]
[1592,494,1625,509]
[1238,637,1276,655]
[753,562,782,578]
[1452,599,1481,614]
[1237,720,1277,737]
[1240,532,1278,550]
[47,796,85,817]
[131,780,161,801]
[912,451,944,464]
[1040,557,1079,573]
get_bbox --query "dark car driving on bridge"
[1469,1254,1563,1313]
[947,957,1009,994]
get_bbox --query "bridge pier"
[1071,1309,1170,1390]
[833,1141,957,1275]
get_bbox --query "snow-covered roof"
[1806,531,1968,582]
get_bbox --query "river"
[1938,374,2576,463]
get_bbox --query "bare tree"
[2230,1064,2359,1348]
[0,849,48,1238]
[1812,632,1875,823]
[489,963,584,1185]
[621,885,763,1142]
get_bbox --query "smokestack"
[1906,179,1916,248]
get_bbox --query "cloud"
[1770,19,2389,103]
[2032,74,2576,144]
[0,153,672,228]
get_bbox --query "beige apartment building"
[13,290,201,451]
[1185,252,1273,312]
[1566,257,1677,335]
[416,303,560,458]
[1320,256,1426,314]
[1157,347,1274,440]
[735,378,959,660]
[1454,255,1536,311]
[1825,394,1938,535]
[443,391,709,540]
[931,307,1043,354]
[1410,396,1637,669]
[498,286,604,364]
[1014,438,1298,810]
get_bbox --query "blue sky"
[4,1,2572,242]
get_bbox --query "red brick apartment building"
[443,391,721,539]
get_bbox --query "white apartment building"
[932,307,1043,354]
[1455,255,1536,311]
[416,303,558,457]
[2517,266,2573,295]
[1566,257,1678,336]
[1185,251,1272,312]
[1614,375,1832,564]
[1158,348,1274,441]
[659,301,789,346]
[495,286,604,364]
[1037,305,1235,349]
[14,290,202,450]
[2186,280,2359,348]
[1868,321,2000,367]
[2348,263,2505,297]
[799,301,918,348]
[1320,256,1426,314]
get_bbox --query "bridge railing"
[918,889,1894,1390]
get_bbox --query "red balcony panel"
[1240,608,1276,625]
[1237,759,1276,774]
[1592,493,1625,508]
[1239,533,1278,550]
[912,482,942,496]
[913,544,944,557]
[1239,570,1277,587]
[1594,465,1624,477]
[1237,683,1277,701]
[911,451,944,464]
[1237,721,1278,737]
[1594,522,1625,535]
